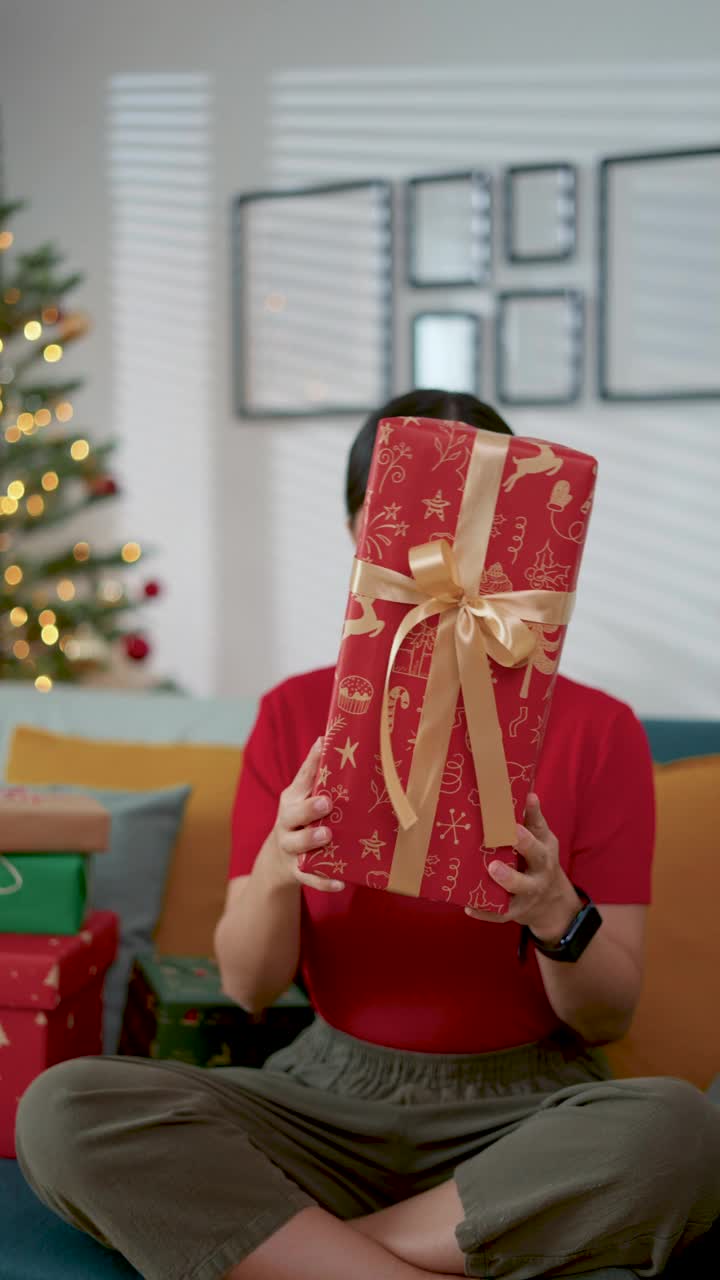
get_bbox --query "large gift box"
[118,955,314,1068]
[302,418,596,912]
[0,787,109,935]
[0,910,118,1157]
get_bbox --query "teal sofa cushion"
[0,1157,139,1279]
[642,718,720,763]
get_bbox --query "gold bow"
[347,429,575,897]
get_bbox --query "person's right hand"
[271,737,345,893]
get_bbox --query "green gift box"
[0,853,89,935]
[118,955,314,1068]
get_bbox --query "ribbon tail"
[380,599,451,831]
[458,621,519,849]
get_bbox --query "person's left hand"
[465,793,581,942]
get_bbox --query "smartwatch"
[519,886,602,964]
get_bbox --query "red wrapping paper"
[0,910,118,1157]
[302,417,596,912]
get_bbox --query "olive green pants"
[16,1017,720,1280]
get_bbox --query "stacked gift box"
[119,955,314,1068]
[0,787,118,1156]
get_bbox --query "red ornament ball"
[89,475,119,498]
[143,579,161,598]
[124,633,151,662]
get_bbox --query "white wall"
[1,0,718,709]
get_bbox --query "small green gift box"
[118,955,314,1068]
[0,853,89,935]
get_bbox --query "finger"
[281,825,333,857]
[464,907,508,923]
[524,792,550,839]
[465,902,527,924]
[292,867,344,892]
[514,823,546,870]
[288,737,324,798]
[282,791,331,832]
[487,859,532,896]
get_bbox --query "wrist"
[526,878,583,946]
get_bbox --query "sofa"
[1,682,718,1280]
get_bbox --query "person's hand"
[270,737,345,893]
[465,793,580,941]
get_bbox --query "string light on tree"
[70,439,90,461]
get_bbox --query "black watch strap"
[518,886,602,964]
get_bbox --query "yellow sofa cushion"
[7,725,243,957]
[606,755,720,1089]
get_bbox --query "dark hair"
[346,389,513,519]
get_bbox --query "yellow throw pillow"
[606,755,720,1089]
[7,726,243,957]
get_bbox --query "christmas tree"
[0,199,156,690]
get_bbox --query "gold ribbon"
[348,430,575,897]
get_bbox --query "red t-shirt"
[230,667,654,1053]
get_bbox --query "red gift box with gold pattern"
[0,910,118,1157]
[301,418,596,912]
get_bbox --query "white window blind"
[108,72,215,693]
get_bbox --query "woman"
[18,391,720,1280]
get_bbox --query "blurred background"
[0,0,718,712]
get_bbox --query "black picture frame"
[232,180,394,419]
[406,170,492,288]
[411,310,481,395]
[598,146,720,401]
[504,162,577,264]
[495,289,584,407]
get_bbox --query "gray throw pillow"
[55,785,191,1051]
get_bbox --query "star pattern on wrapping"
[422,490,451,521]
[317,764,331,787]
[334,737,359,769]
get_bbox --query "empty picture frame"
[599,147,720,400]
[232,181,393,417]
[412,312,481,394]
[504,163,577,263]
[496,290,584,406]
[407,170,492,287]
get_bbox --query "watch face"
[537,902,602,962]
